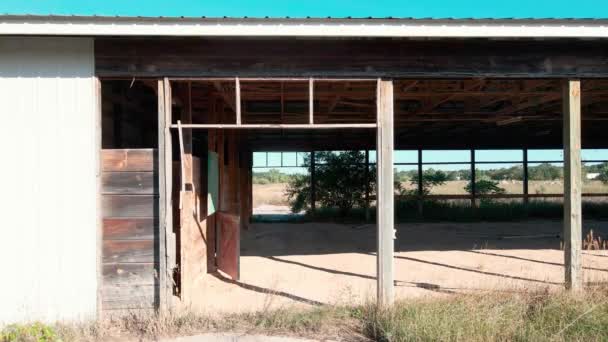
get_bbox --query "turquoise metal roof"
[1,0,607,20]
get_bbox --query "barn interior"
[100,74,608,312]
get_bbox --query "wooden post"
[158,78,173,310]
[310,151,316,214]
[376,79,395,306]
[470,149,477,211]
[417,149,423,216]
[563,79,583,291]
[523,148,529,205]
[309,78,314,124]
[365,149,371,222]
[235,77,241,125]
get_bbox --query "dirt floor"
[189,220,608,314]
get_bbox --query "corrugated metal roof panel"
[0,14,606,20]
[1,14,608,38]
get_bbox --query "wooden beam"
[96,38,608,78]
[376,79,395,306]
[169,123,377,129]
[563,79,583,291]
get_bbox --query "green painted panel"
[207,152,219,215]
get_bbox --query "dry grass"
[361,287,608,342]
[584,230,608,250]
[4,288,608,341]
[42,305,358,341]
[253,183,291,207]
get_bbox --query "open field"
[253,181,608,215]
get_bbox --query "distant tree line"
[252,153,608,215]
[252,169,297,184]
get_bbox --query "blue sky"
[1,0,607,18]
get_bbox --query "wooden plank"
[103,218,157,240]
[563,79,583,291]
[178,81,200,303]
[101,149,157,172]
[103,263,156,287]
[102,195,157,218]
[376,79,394,306]
[180,157,208,303]
[102,285,157,310]
[240,150,251,230]
[101,171,158,194]
[103,240,156,263]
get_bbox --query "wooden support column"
[159,77,174,309]
[563,79,583,291]
[311,151,316,214]
[376,79,395,306]
[364,149,371,222]
[235,78,242,125]
[309,78,314,124]
[417,149,423,216]
[523,149,529,205]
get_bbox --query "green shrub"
[286,151,375,216]
[1,323,59,342]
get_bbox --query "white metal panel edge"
[0,37,98,323]
[0,16,608,37]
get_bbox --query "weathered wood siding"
[0,37,97,323]
[95,38,608,78]
[101,149,159,310]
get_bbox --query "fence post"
[471,149,477,212]
[365,149,371,222]
[417,149,423,217]
[523,148,529,205]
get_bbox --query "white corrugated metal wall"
[0,37,98,323]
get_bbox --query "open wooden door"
[212,129,241,280]
[217,212,240,279]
